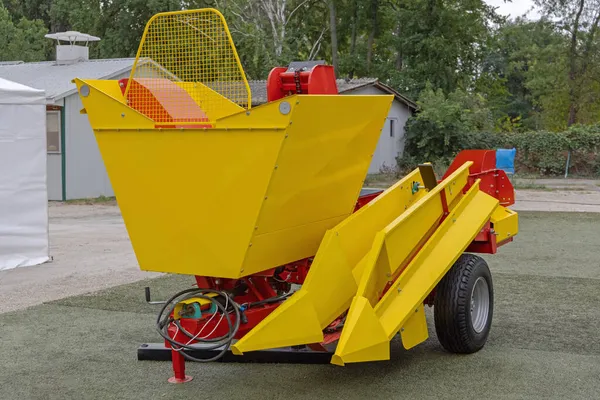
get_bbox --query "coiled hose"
[156,288,241,362]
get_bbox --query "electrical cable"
[156,287,292,362]
[245,292,292,308]
[156,288,241,362]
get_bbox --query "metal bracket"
[144,287,167,305]
[418,163,438,190]
[411,181,424,194]
[138,342,333,364]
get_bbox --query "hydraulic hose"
[156,288,241,362]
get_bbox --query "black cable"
[246,292,292,308]
[155,288,241,362]
[155,287,291,362]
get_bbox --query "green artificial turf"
[0,212,599,400]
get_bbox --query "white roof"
[0,58,136,103]
[45,31,101,43]
[0,78,45,105]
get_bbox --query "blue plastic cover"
[496,148,516,174]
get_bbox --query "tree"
[0,5,49,62]
[96,0,184,59]
[535,0,600,126]
[327,0,338,73]
[219,0,328,78]
[477,18,566,130]
[346,0,504,99]
[404,84,494,160]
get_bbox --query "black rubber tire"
[434,253,493,354]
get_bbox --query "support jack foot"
[168,375,193,384]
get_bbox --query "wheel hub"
[470,277,490,333]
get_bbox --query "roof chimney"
[45,31,101,65]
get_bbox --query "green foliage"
[564,124,600,175]
[404,85,494,160]
[478,18,566,131]
[507,131,570,175]
[504,126,600,176]
[402,124,600,176]
[386,0,503,98]
[0,5,49,61]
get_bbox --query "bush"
[402,83,600,176]
[396,154,453,177]
[401,124,600,177]
[507,131,570,175]
[404,86,494,160]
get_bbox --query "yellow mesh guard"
[125,9,251,125]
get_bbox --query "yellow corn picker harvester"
[75,9,518,383]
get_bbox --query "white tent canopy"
[0,78,49,270]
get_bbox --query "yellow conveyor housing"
[232,163,511,364]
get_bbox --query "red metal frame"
[443,150,515,207]
[444,150,516,254]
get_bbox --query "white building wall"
[47,154,62,200]
[63,71,131,199]
[341,86,413,174]
[64,94,114,199]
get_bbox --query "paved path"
[0,203,157,313]
[513,189,600,212]
[514,178,600,191]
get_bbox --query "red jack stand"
[168,348,193,383]
[167,331,193,384]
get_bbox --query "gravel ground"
[0,211,598,399]
[0,203,159,313]
[513,189,600,212]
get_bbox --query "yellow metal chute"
[232,163,503,362]
[74,78,393,279]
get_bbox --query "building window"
[47,111,61,153]
[389,118,396,137]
